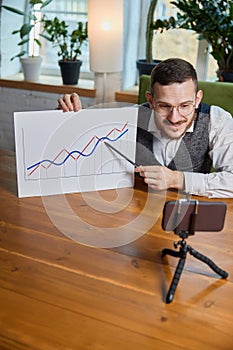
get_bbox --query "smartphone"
[162,200,227,234]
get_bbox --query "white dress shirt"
[148,106,233,198]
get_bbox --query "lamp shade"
[88,0,123,73]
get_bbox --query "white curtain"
[122,0,151,89]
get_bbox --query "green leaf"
[29,0,43,5]
[29,0,53,8]
[20,24,34,39]
[12,30,20,35]
[18,38,30,46]
[1,5,25,16]
[34,38,41,47]
[40,33,52,41]
[10,51,27,61]
[41,0,53,9]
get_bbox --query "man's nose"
[167,107,181,123]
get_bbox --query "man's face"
[146,79,203,139]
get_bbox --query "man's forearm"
[184,171,233,198]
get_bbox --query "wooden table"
[0,150,233,350]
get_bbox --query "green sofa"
[138,74,233,116]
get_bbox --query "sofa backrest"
[138,75,233,116]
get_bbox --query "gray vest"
[136,103,212,173]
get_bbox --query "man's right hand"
[57,93,82,112]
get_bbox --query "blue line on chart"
[27,128,128,171]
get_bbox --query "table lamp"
[88,0,123,103]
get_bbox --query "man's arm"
[183,106,233,198]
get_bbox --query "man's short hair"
[150,58,198,94]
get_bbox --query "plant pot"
[136,59,162,76]
[221,71,233,83]
[20,56,42,82]
[59,60,82,85]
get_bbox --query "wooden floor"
[0,150,233,350]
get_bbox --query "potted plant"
[1,0,53,82]
[152,0,233,82]
[41,16,88,85]
[136,0,161,76]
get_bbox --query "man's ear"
[145,91,154,108]
[196,89,203,108]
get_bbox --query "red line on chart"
[27,122,129,176]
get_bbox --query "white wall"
[0,87,94,151]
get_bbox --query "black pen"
[104,142,139,168]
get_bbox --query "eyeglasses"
[153,101,196,117]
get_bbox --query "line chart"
[14,107,138,197]
[26,122,129,178]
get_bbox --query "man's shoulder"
[210,105,233,124]
[197,102,211,115]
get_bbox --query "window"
[31,0,90,78]
[25,0,217,86]
[154,0,218,81]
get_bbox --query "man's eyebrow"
[155,99,195,104]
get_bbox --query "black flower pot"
[136,59,162,76]
[59,60,82,85]
[221,71,233,83]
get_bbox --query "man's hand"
[57,93,82,112]
[135,165,184,191]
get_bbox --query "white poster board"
[14,107,138,197]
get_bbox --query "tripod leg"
[189,246,228,278]
[166,257,186,304]
[162,248,181,258]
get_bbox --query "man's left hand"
[135,165,184,191]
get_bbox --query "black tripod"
[161,200,228,304]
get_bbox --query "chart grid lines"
[25,122,131,180]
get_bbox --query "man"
[57,58,233,198]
